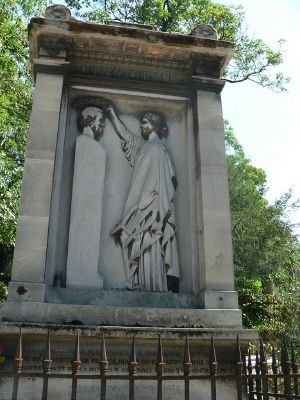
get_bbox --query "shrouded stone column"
[66,119,106,289]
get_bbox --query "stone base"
[2,300,242,328]
[4,286,243,328]
[0,322,258,400]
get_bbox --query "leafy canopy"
[225,122,300,344]
[66,0,290,92]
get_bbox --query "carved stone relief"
[66,97,109,289]
[106,105,180,292]
[66,97,180,292]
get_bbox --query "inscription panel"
[0,338,235,375]
[0,335,245,400]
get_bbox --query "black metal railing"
[0,329,299,399]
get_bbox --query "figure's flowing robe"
[112,130,180,291]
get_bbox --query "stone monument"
[0,5,257,399]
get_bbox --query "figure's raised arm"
[104,102,144,167]
[105,104,129,141]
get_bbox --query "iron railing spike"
[291,342,298,372]
[280,342,285,365]
[272,347,276,365]
[100,331,109,376]
[129,335,137,364]
[255,350,259,366]
[291,342,296,363]
[283,338,290,362]
[291,341,299,395]
[14,327,23,373]
[128,335,137,376]
[259,338,266,363]
[74,333,80,362]
[72,333,81,375]
[46,330,51,360]
[243,354,247,375]
[272,346,279,375]
[236,335,242,363]
[248,349,252,367]
[210,335,216,364]
[157,334,163,364]
[156,334,165,377]
[183,335,191,364]
[42,330,52,373]
[209,335,218,375]
[183,335,192,377]
[101,331,108,362]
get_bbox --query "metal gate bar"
[0,329,299,400]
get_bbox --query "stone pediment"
[29,17,233,85]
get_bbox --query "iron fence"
[0,329,299,400]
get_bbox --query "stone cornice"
[29,17,234,87]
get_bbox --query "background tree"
[66,0,289,92]
[225,122,300,345]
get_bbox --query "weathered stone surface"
[11,71,64,285]
[7,282,46,302]
[26,73,64,160]
[45,4,72,21]
[66,131,106,289]
[190,24,218,40]
[2,301,242,328]
[6,14,242,333]
[18,159,54,217]
[0,323,257,399]
[11,216,49,283]
[195,90,236,308]
[28,16,234,86]
[46,287,196,308]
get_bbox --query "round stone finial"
[190,24,218,40]
[45,4,71,21]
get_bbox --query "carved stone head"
[141,112,168,139]
[80,107,105,141]
[73,97,110,141]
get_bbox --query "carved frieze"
[30,15,233,85]
[38,34,72,58]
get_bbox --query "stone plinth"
[4,4,241,331]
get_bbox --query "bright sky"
[216,0,300,231]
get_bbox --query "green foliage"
[65,0,289,91]
[225,122,300,345]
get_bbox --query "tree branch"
[225,61,271,84]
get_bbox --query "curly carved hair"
[143,111,168,137]
[73,96,110,134]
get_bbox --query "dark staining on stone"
[63,320,85,326]
[17,286,28,295]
